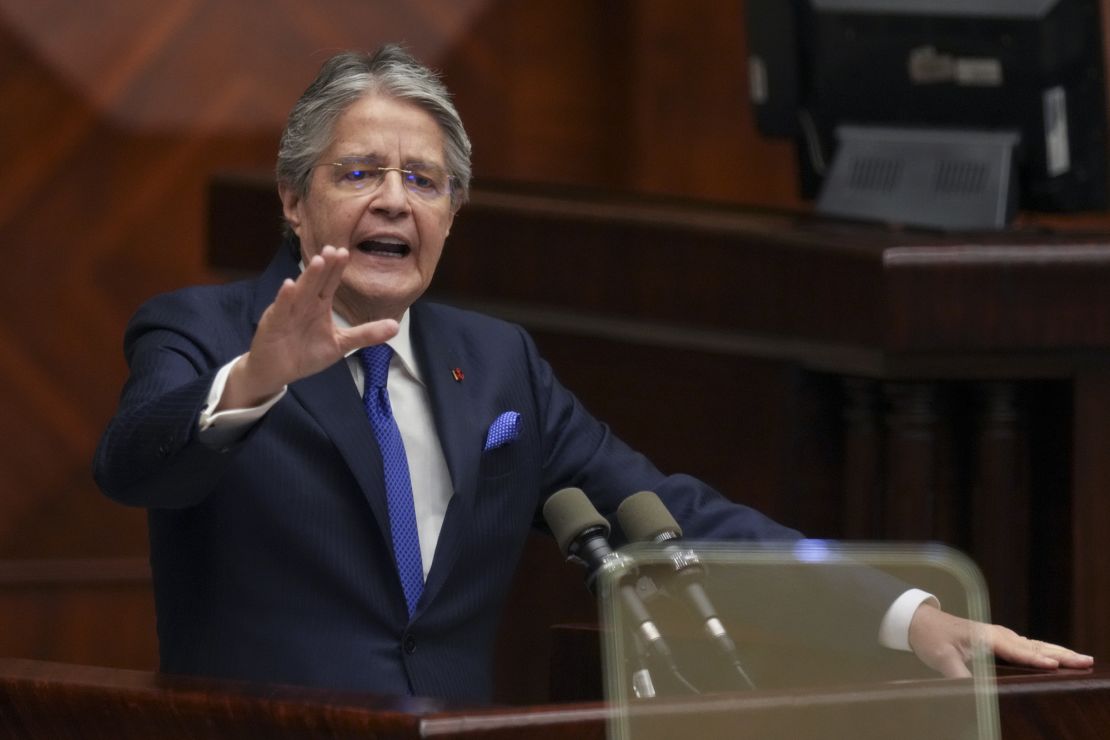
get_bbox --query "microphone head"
[543,487,610,557]
[618,490,683,542]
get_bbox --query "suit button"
[404,635,417,654]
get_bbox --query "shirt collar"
[335,308,423,386]
[297,259,423,385]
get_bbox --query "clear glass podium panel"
[597,541,998,740]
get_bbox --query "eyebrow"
[332,153,385,164]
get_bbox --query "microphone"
[543,487,624,593]
[617,490,755,688]
[543,487,681,691]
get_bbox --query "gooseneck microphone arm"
[543,487,699,696]
[617,490,756,690]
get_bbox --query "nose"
[369,168,410,217]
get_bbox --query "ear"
[278,182,304,236]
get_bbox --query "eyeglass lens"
[329,158,451,199]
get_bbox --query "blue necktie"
[359,345,424,617]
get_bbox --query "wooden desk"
[0,657,1106,739]
[208,175,1110,682]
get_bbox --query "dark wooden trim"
[0,657,1107,739]
[0,558,150,585]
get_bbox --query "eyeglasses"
[314,156,455,201]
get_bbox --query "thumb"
[340,319,400,354]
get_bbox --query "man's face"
[280,93,456,323]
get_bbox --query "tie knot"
[359,344,393,389]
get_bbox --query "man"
[94,45,1090,701]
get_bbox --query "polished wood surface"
[0,656,1105,739]
[0,658,449,740]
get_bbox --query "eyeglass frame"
[312,156,458,202]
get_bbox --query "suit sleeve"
[93,290,254,508]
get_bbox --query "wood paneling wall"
[0,559,155,671]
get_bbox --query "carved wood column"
[883,383,940,540]
[971,382,1029,633]
[1071,366,1110,657]
[841,378,882,539]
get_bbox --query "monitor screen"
[748,0,1108,214]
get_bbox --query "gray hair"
[276,45,472,209]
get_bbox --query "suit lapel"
[288,363,393,545]
[411,302,481,503]
[410,302,482,607]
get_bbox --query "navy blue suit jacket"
[94,244,893,700]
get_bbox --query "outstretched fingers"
[295,246,348,304]
[989,629,1093,670]
[265,246,349,327]
[909,601,1095,676]
[314,246,349,302]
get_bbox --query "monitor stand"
[817,125,1020,231]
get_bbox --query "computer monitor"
[747,0,1108,228]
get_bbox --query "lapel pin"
[451,367,465,382]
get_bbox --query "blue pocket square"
[484,411,521,451]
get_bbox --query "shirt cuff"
[878,588,940,652]
[197,356,286,448]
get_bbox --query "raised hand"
[219,245,398,410]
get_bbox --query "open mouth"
[356,239,410,257]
